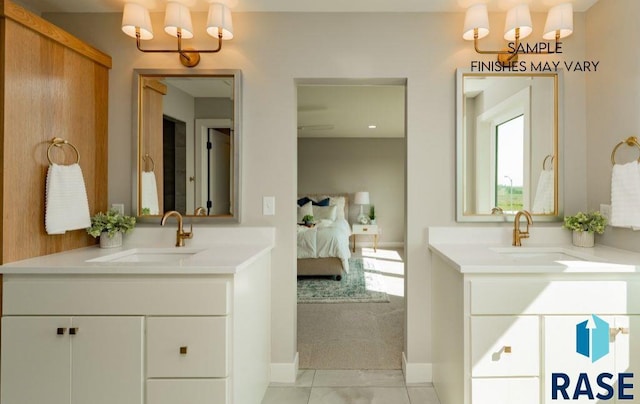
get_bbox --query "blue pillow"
[297,196,311,207]
[313,198,330,206]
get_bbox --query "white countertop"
[1,226,275,275]
[428,226,640,274]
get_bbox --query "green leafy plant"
[302,214,314,224]
[369,205,376,220]
[87,209,136,238]
[563,211,606,234]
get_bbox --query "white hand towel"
[141,171,160,215]
[45,163,91,235]
[532,169,554,214]
[610,161,640,228]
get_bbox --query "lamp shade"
[122,3,153,40]
[462,4,490,41]
[207,3,234,40]
[543,3,573,40]
[164,2,194,39]
[504,4,532,41]
[354,192,370,205]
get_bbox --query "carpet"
[297,258,390,303]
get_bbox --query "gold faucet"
[513,210,533,246]
[161,210,193,247]
[194,206,207,216]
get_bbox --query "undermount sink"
[87,248,206,263]
[489,247,586,261]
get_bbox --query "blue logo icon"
[576,315,609,363]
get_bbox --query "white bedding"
[297,218,352,272]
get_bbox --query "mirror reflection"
[456,71,560,222]
[135,70,240,221]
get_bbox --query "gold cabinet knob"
[179,346,188,355]
[503,346,512,353]
[56,327,67,335]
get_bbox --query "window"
[495,115,524,213]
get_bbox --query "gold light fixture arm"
[134,27,224,67]
[473,28,563,65]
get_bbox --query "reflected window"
[495,115,524,213]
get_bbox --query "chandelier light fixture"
[122,1,233,67]
[462,2,573,65]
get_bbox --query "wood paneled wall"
[0,1,112,263]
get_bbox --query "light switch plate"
[263,196,275,216]
[111,203,125,215]
[600,204,611,223]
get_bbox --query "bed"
[297,194,352,280]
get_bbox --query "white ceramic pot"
[572,231,594,248]
[99,231,123,248]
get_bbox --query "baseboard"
[402,352,432,384]
[270,352,299,383]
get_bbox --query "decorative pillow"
[329,196,346,219]
[297,196,312,207]
[313,205,337,222]
[297,201,313,222]
[313,197,331,206]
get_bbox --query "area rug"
[297,258,390,303]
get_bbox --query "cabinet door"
[1,316,72,404]
[71,316,144,404]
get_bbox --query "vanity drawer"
[3,276,230,316]
[471,316,539,377]
[472,377,539,404]
[470,280,638,315]
[147,317,229,378]
[147,379,228,404]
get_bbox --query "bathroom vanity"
[0,227,274,404]
[429,227,640,404]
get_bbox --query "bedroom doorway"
[296,79,407,369]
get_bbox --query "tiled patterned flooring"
[261,370,441,404]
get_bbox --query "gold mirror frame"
[455,69,563,222]
[132,69,242,222]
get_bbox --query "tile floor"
[261,369,441,404]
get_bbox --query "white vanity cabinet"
[0,249,271,404]
[1,316,143,404]
[432,252,640,404]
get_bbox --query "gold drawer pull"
[503,346,512,353]
[56,327,67,335]
[363,228,369,231]
[180,346,188,355]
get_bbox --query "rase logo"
[576,315,610,363]
[551,315,634,401]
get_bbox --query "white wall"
[45,10,588,378]
[298,137,405,244]
[586,0,640,252]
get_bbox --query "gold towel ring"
[543,155,554,170]
[611,136,640,165]
[143,154,155,172]
[47,137,80,165]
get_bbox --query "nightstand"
[351,224,379,252]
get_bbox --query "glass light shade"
[164,2,194,39]
[207,3,234,40]
[462,4,490,41]
[122,3,154,40]
[354,192,370,205]
[504,4,533,41]
[543,3,573,40]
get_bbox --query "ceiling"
[17,0,599,14]
[297,84,405,139]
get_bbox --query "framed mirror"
[456,69,562,222]
[132,69,241,222]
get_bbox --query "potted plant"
[301,214,315,227]
[87,209,136,248]
[369,205,376,225]
[563,211,606,247]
